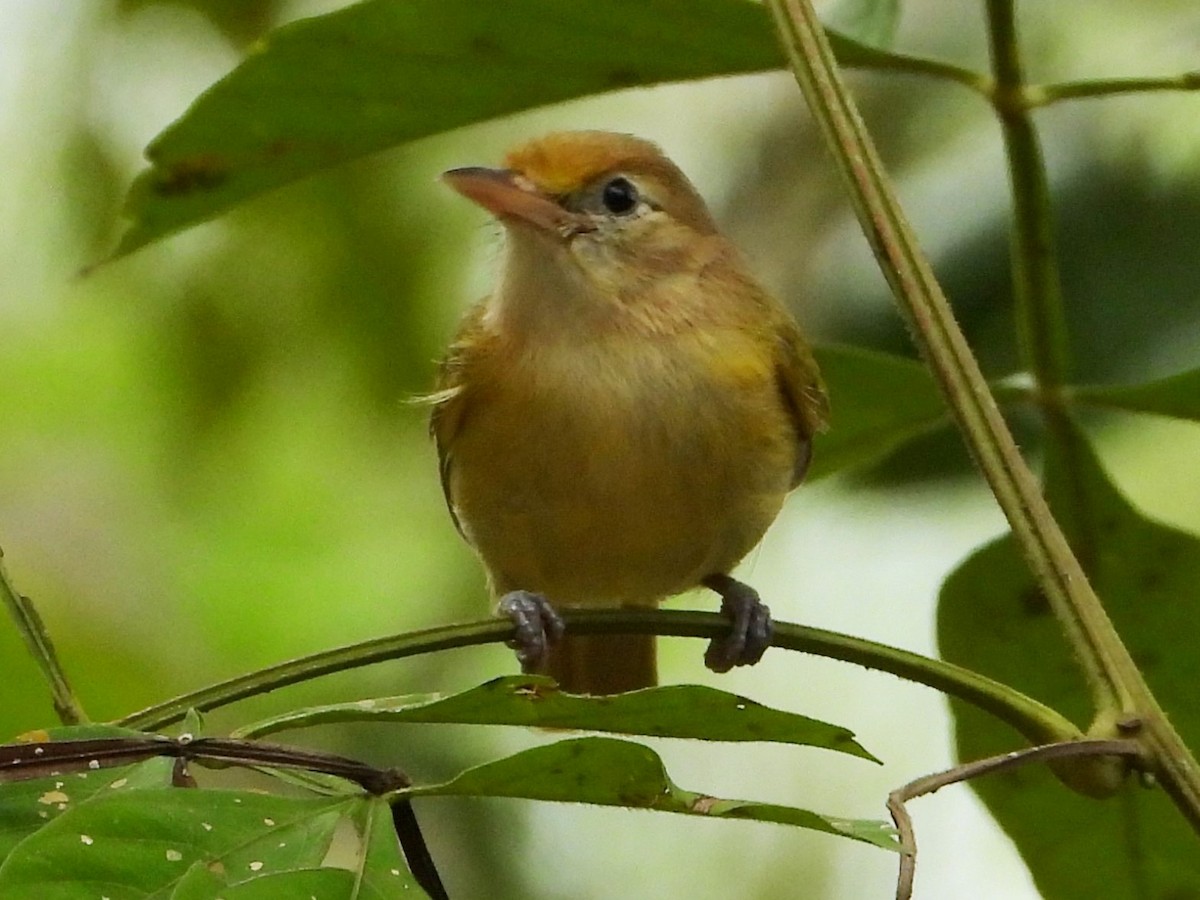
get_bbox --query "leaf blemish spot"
[607,68,640,88]
[153,154,229,197]
[470,35,501,56]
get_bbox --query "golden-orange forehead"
[502,131,666,194]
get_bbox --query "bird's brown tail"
[545,633,657,695]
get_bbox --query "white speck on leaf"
[110,778,128,790]
[166,849,183,862]
[80,834,93,845]
[263,817,275,826]
[249,861,264,872]
[38,790,68,805]
[88,759,100,770]
[201,822,213,831]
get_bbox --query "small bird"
[431,131,828,694]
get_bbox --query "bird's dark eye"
[600,177,639,215]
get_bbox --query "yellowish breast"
[446,328,798,606]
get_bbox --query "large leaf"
[406,736,899,851]
[808,344,948,480]
[349,797,425,899]
[111,0,780,259]
[1072,366,1200,423]
[0,729,428,898]
[0,784,360,899]
[937,418,1200,898]
[110,0,973,260]
[234,675,877,761]
[0,757,175,866]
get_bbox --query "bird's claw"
[498,590,565,673]
[702,574,772,674]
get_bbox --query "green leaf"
[825,0,901,50]
[110,0,781,260]
[0,758,174,866]
[406,736,898,850]
[937,418,1200,898]
[183,868,357,899]
[0,787,354,898]
[351,797,425,899]
[234,675,877,761]
[1072,366,1200,423]
[108,0,981,261]
[809,345,948,480]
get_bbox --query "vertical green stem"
[984,4,1104,598]
[1,549,88,725]
[766,0,1200,829]
[985,0,1072,391]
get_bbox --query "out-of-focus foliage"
[3,1,1200,898]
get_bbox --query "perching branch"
[117,609,1079,746]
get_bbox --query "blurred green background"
[2,1,1199,897]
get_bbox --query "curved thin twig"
[888,739,1144,899]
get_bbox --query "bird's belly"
[449,348,796,605]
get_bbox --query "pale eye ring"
[600,176,639,215]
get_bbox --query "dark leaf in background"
[1072,366,1200,423]
[938,417,1200,899]
[808,344,949,480]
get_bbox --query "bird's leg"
[701,574,773,673]
[497,590,566,673]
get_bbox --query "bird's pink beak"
[442,167,590,236]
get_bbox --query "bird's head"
[443,132,725,318]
